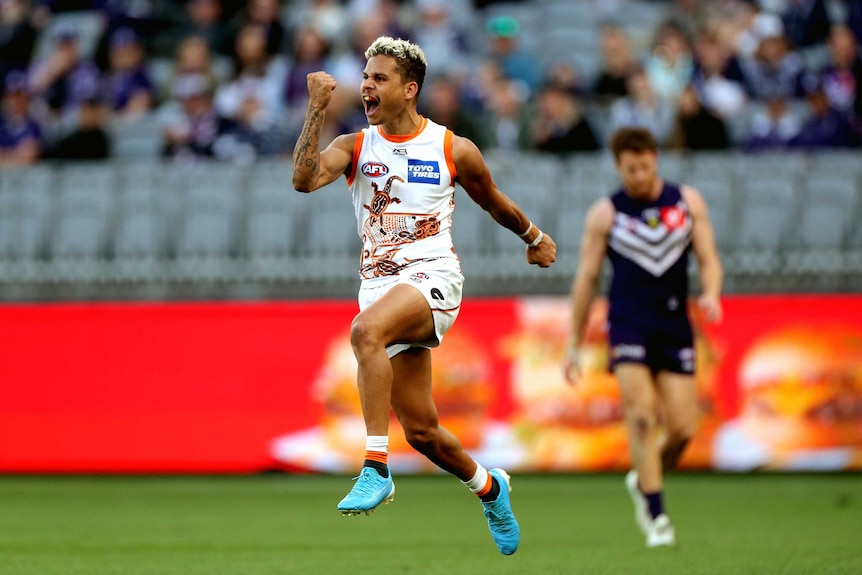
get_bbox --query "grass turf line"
[0,473,859,575]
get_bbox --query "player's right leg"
[338,284,438,516]
[390,349,520,555]
[616,362,673,546]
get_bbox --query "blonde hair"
[365,36,427,95]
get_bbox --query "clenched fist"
[306,71,337,110]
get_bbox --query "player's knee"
[666,417,698,446]
[402,424,440,454]
[631,414,655,441]
[349,315,382,355]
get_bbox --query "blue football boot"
[482,468,520,555]
[337,467,395,516]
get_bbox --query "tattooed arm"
[292,71,356,193]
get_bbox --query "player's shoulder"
[449,133,485,175]
[679,183,707,212]
[450,132,480,155]
[586,196,615,229]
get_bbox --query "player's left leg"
[390,348,520,555]
[655,371,699,471]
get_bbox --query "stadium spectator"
[166,34,225,102]
[28,26,102,125]
[483,15,541,96]
[45,94,110,159]
[790,75,861,149]
[742,95,803,151]
[282,25,334,139]
[282,25,331,109]
[669,84,731,150]
[284,0,348,48]
[544,58,584,95]
[166,0,233,58]
[214,23,288,156]
[663,0,714,38]
[476,74,531,152]
[411,0,474,77]
[780,0,831,49]
[592,22,640,104]
[689,23,748,119]
[0,0,38,82]
[529,79,600,155]
[847,0,862,43]
[102,27,155,125]
[225,0,286,58]
[90,0,159,71]
[344,0,410,41]
[817,24,862,123]
[159,71,251,161]
[738,12,807,101]
[645,20,694,104]
[420,73,486,148]
[607,66,676,146]
[0,69,42,166]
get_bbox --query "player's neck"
[624,178,663,202]
[378,110,423,138]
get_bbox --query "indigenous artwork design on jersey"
[360,174,442,278]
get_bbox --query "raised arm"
[452,135,556,267]
[565,198,613,384]
[682,185,723,323]
[292,71,356,193]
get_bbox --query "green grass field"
[0,473,859,575]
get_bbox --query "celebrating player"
[564,127,723,547]
[292,36,556,556]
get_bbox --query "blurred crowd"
[2,0,862,166]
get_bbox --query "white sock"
[365,436,388,453]
[462,463,490,494]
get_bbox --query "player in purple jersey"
[564,127,723,547]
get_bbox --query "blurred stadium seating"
[0,150,859,302]
[2,0,859,301]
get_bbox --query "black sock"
[364,459,389,478]
[479,477,501,502]
[644,491,664,519]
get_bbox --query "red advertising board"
[0,296,860,473]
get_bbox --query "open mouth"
[362,95,379,115]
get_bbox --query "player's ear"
[404,81,419,100]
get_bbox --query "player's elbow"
[292,176,315,193]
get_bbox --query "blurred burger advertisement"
[0,296,860,472]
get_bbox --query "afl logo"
[361,162,389,178]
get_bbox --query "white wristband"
[517,222,534,238]
[527,230,543,248]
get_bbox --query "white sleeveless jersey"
[348,117,459,282]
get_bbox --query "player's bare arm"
[565,198,613,384]
[451,135,556,267]
[292,71,355,193]
[682,186,723,323]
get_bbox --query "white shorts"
[358,263,464,358]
